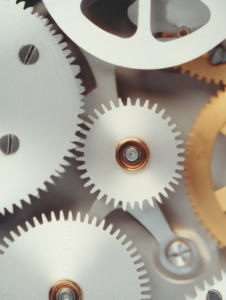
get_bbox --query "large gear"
[0,211,150,300]
[185,90,226,249]
[176,52,226,85]
[185,270,226,300]
[42,0,226,69]
[77,98,184,209]
[0,0,84,214]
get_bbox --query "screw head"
[0,134,19,155]
[166,240,192,267]
[207,290,222,300]
[19,44,39,65]
[177,26,190,38]
[209,46,225,65]
[125,146,139,162]
[57,288,77,300]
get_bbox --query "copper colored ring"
[49,280,83,300]
[115,138,150,172]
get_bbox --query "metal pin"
[19,44,39,65]
[206,290,222,300]
[0,134,20,155]
[166,240,192,267]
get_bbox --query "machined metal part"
[177,26,190,38]
[42,0,226,69]
[0,0,84,214]
[0,212,150,300]
[19,44,39,65]
[49,280,82,300]
[0,134,19,155]
[206,290,223,300]
[77,98,184,209]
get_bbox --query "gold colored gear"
[175,53,226,85]
[185,89,226,249]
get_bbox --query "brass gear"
[185,89,226,249]
[175,53,226,85]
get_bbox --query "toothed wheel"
[185,90,226,249]
[185,270,226,300]
[41,0,226,69]
[0,211,150,300]
[175,52,226,85]
[0,0,85,214]
[77,99,184,210]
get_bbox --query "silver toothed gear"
[185,270,226,300]
[0,211,151,300]
[77,98,184,210]
[0,0,85,214]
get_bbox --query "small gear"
[77,98,184,210]
[185,90,226,249]
[185,270,226,300]
[0,211,150,300]
[175,52,226,85]
[0,0,84,214]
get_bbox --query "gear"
[185,270,226,300]
[175,52,226,85]
[185,90,226,249]
[42,0,226,69]
[77,98,184,210]
[0,211,150,300]
[0,0,85,214]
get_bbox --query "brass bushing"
[115,138,150,172]
[49,280,83,300]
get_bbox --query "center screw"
[166,240,192,267]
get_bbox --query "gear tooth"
[76,211,81,222]
[173,131,181,138]
[187,192,193,198]
[33,216,41,227]
[221,269,226,278]
[130,201,135,210]
[77,156,85,162]
[158,109,165,117]
[68,57,76,64]
[161,189,168,198]
[101,104,108,113]
[94,109,102,118]
[124,240,132,249]
[155,194,161,203]
[118,98,124,107]
[185,296,193,300]
[175,139,184,146]
[68,211,73,221]
[106,224,113,233]
[88,114,97,123]
[90,185,98,194]
[200,221,207,228]
[138,270,147,277]
[139,200,144,210]
[3,237,10,247]
[143,99,149,108]
[141,286,151,292]
[136,262,145,269]
[17,1,26,8]
[114,199,120,208]
[113,229,120,238]
[70,65,80,76]
[119,234,127,244]
[84,214,89,224]
[135,98,140,106]
[59,210,65,221]
[128,247,137,256]
[166,184,175,192]
[10,231,19,241]
[51,211,57,222]
[195,286,203,295]
[127,97,132,106]
[140,278,149,284]
[80,172,89,179]
[84,179,93,187]
[97,191,105,200]
[91,216,97,226]
[195,212,202,220]
[141,294,151,299]
[79,85,85,94]
[25,221,33,231]
[218,241,225,249]
[212,235,218,242]
[176,164,184,171]
[207,229,213,236]
[17,225,25,236]
[151,103,158,112]
[165,116,171,124]
[84,121,92,128]
[169,123,177,130]
[177,148,185,154]
[105,196,112,205]
[110,100,117,109]
[25,7,34,14]
[171,178,179,185]
[122,201,127,211]
[191,205,197,212]
[173,172,182,179]
[213,275,219,284]
[99,219,105,229]
[205,77,212,84]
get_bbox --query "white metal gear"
[0,0,85,215]
[0,211,150,300]
[41,0,226,69]
[77,98,184,210]
[185,270,226,300]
